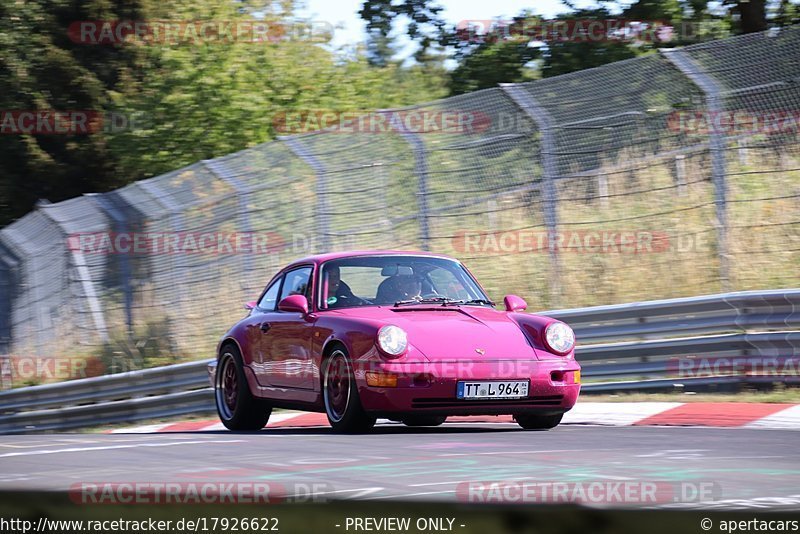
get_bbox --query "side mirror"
[278,294,309,315]
[504,294,527,312]
[244,301,257,311]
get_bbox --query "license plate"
[457,380,529,400]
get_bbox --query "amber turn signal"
[366,372,398,387]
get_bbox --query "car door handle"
[260,322,271,333]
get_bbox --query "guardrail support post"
[0,353,10,390]
[662,49,730,291]
[501,84,562,306]
[279,137,331,251]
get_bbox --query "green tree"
[358,0,447,66]
[447,7,644,94]
[448,21,541,95]
[0,0,148,225]
[445,0,733,95]
[726,0,768,33]
[110,0,449,179]
[775,0,800,26]
[539,7,642,79]
[0,0,449,226]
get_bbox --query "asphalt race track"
[1,423,799,510]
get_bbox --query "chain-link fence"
[1,26,799,378]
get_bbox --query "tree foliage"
[443,0,798,95]
[0,0,448,226]
[2,0,798,226]
[358,0,447,66]
[0,0,148,225]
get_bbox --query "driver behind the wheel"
[325,265,359,308]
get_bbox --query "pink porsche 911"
[209,251,580,433]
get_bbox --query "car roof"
[284,250,457,269]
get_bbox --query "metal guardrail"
[543,288,800,343]
[0,361,212,433]
[0,288,797,433]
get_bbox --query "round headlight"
[377,325,408,357]
[544,322,575,354]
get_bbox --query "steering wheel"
[338,293,369,305]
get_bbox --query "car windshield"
[318,255,491,310]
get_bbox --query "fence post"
[137,180,187,329]
[737,138,749,167]
[674,154,687,196]
[597,173,609,207]
[203,159,255,274]
[500,84,562,306]
[279,137,331,251]
[662,49,730,291]
[36,201,109,343]
[0,240,16,357]
[91,193,134,336]
[382,110,431,251]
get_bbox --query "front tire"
[515,413,563,430]
[402,416,447,427]
[323,347,376,434]
[215,345,271,431]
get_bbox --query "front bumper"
[357,359,580,416]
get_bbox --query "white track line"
[0,440,245,458]
[562,402,683,426]
[744,405,800,430]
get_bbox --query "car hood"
[325,305,544,361]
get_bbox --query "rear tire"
[215,345,271,431]
[323,347,376,434]
[402,416,447,427]
[515,413,563,430]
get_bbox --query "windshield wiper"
[440,298,495,307]
[393,297,495,307]
[393,296,453,307]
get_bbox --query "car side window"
[257,278,281,311]
[279,267,313,307]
